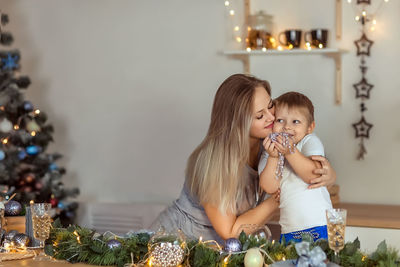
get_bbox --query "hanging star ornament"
[1,52,19,70]
[352,116,373,138]
[354,33,374,56]
[353,77,374,99]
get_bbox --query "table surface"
[268,202,400,229]
[2,259,98,266]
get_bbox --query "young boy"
[258,91,332,243]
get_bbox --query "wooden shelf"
[223,48,344,56]
[223,48,347,105]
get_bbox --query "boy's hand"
[274,135,295,155]
[263,137,279,158]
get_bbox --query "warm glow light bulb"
[246,47,251,52]
[31,131,36,136]
[262,47,267,52]
[347,0,351,2]
[229,10,235,16]
[224,1,230,6]
[288,44,293,49]
[234,26,239,31]
[370,26,375,31]
[319,44,324,48]
[2,138,8,144]
[247,26,251,31]
[384,0,389,2]
[355,16,360,21]
[236,37,242,43]
[362,11,367,16]
[34,109,41,115]
[14,125,19,130]
[372,19,377,25]
[277,46,283,51]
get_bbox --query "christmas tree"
[0,13,79,225]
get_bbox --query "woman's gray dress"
[150,164,265,244]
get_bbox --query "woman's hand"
[308,155,336,189]
[263,137,279,158]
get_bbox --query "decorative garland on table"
[44,219,399,267]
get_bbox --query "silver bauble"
[13,233,30,247]
[5,200,22,216]
[106,239,122,250]
[4,230,18,241]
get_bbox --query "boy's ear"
[307,121,315,134]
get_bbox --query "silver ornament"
[224,238,242,252]
[5,200,22,216]
[12,233,30,247]
[106,239,122,250]
[269,132,295,180]
[4,230,18,241]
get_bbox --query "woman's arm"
[203,196,279,240]
[308,155,337,189]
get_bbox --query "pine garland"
[45,219,400,267]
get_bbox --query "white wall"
[1,0,399,217]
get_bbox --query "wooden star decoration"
[353,116,373,138]
[353,77,374,98]
[360,66,368,75]
[357,0,371,4]
[354,34,374,56]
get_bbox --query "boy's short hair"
[274,92,314,123]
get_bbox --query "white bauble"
[26,120,40,132]
[0,119,12,132]
[244,248,264,267]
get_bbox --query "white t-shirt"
[258,133,333,234]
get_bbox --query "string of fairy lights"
[223,0,389,51]
[0,106,42,146]
[348,0,389,32]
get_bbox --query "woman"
[151,74,336,244]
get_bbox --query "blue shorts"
[280,225,328,243]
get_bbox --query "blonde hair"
[186,74,271,214]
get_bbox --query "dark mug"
[304,29,328,48]
[278,30,302,48]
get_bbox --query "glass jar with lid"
[247,11,276,50]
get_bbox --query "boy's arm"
[284,148,321,184]
[259,137,281,194]
[259,156,280,194]
[274,135,324,184]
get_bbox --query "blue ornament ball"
[224,237,242,252]
[18,149,27,159]
[0,150,5,160]
[49,163,58,171]
[5,200,22,216]
[57,201,65,209]
[107,239,122,250]
[26,145,41,155]
[23,101,34,112]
